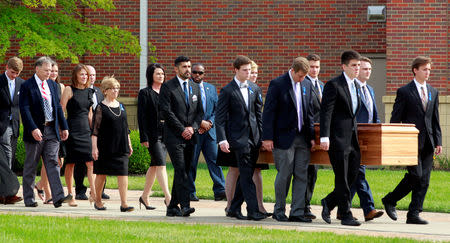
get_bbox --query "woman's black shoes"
[139,197,156,210]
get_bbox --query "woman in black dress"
[61,64,95,207]
[92,76,133,212]
[137,63,171,209]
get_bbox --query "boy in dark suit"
[216,55,265,221]
[382,56,442,224]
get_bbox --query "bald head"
[87,65,96,86]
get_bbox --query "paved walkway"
[1,187,449,242]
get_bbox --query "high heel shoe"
[94,203,106,210]
[120,206,135,212]
[139,197,156,210]
[35,185,44,201]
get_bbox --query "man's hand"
[220,141,230,153]
[32,129,43,141]
[61,130,69,141]
[262,140,274,152]
[141,142,149,148]
[310,140,316,152]
[182,127,194,140]
[435,146,442,156]
[320,141,329,151]
[200,120,212,131]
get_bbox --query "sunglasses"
[192,71,204,75]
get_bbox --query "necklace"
[107,103,121,117]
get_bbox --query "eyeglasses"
[192,71,204,75]
[108,87,120,91]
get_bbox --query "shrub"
[128,130,152,174]
[433,154,449,170]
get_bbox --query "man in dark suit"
[0,56,24,204]
[348,56,384,221]
[303,54,324,219]
[216,55,265,221]
[20,56,72,208]
[319,50,362,226]
[159,56,203,217]
[382,56,442,225]
[262,57,315,223]
[74,65,109,200]
[0,57,24,169]
[187,63,226,202]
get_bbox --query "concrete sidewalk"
[1,187,449,241]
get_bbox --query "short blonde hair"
[101,76,120,94]
[291,57,310,73]
[7,57,23,72]
[250,60,258,71]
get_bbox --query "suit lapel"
[425,84,433,112]
[339,75,353,115]
[13,78,21,104]
[408,81,424,113]
[286,75,298,111]
[174,78,188,108]
[0,75,12,105]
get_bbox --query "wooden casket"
[257,123,419,166]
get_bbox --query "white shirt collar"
[34,73,45,84]
[234,76,248,88]
[5,71,14,83]
[355,78,366,87]
[343,72,355,86]
[413,78,427,89]
[306,74,317,83]
[177,75,189,89]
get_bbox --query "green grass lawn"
[0,214,425,243]
[25,164,450,213]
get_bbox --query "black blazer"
[262,72,315,149]
[0,73,24,137]
[320,73,361,151]
[92,86,104,109]
[19,75,68,142]
[159,77,203,145]
[305,76,324,123]
[216,79,263,149]
[390,81,441,150]
[138,87,162,144]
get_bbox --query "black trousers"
[323,133,361,220]
[305,164,318,209]
[229,144,259,215]
[383,138,434,216]
[166,142,194,209]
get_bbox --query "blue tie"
[9,80,14,101]
[200,84,206,118]
[350,81,357,114]
[183,81,189,108]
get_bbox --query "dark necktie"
[313,80,321,102]
[421,86,427,111]
[183,81,189,108]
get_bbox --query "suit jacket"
[200,81,218,141]
[216,79,263,149]
[262,72,315,149]
[356,84,379,124]
[92,86,104,109]
[19,75,68,143]
[390,81,441,150]
[0,73,24,137]
[138,87,162,144]
[305,76,324,123]
[320,73,361,151]
[159,77,204,145]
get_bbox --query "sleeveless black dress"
[93,103,130,175]
[65,87,94,163]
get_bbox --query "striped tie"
[41,80,52,121]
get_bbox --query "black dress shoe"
[54,194,73,208]
[75,193,88,200]
[166,207,182,217]
[263,212,273,217]
[341,218,362,226]
[94,203,106,210]
[304,209,316,219]
[321,199,331,224]
[214,192,227,201]
[382,199,397,221]
[406,215,428,224]
[247,211,266,221]
[120,206,135,212]
[25,202,38,207]
[181,207,195,217]
[227,211,247,220]
[189,194,199,201]
[289,215,312,223]
[272,214,289,222]
[336,213,358,221]
[101,192,110,200]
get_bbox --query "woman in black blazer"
[137,63,171,209]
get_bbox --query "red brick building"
[6,0,449,153]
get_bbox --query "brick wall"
[385,0,448,95]
[149,0,386,94]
